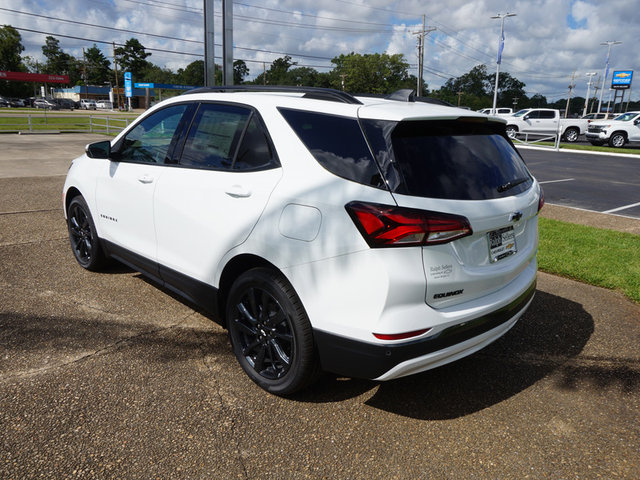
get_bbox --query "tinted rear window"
[362,119,532,200]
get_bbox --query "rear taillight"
[345,201,472,247]
[537,187,545,213]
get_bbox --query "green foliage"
[233,60,249,84]
[330,52,413,94]
[436,64,526,109]
[0,25,31,97]
[83,45,111,86]
[538,218,640,303]
[0,25,24,71]
[115,38,152,79]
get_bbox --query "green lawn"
[538,217,640,303]
[0,114,134,134]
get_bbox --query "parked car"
[96,100,113,109]
[33,98,58,110]
[9,98,25,107]
[80,99,97,110]
[478,107,514,116]
[53,98,76,110]
[585,111,640,147]
[63,86,542,395]
[0,96,10,107]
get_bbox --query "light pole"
[596,41,621,114]
[491,12,516,114]
[583,72,596,116]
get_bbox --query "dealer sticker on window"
[488,226,517,263]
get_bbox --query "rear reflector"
[345,201,472,247]
[373,328,431,341]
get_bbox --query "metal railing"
[510,130,561,151]
[0,114,131,135]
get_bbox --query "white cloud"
[0,0,637,100]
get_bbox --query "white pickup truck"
[503,108,589,143]
[585,111,640,148]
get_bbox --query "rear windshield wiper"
[497,177,530,193]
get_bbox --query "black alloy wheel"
[226,268,319,395]
[67,196,107,271]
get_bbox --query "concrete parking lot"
[1,134,639,478]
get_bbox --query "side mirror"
[634,119,640,126]
[523,114,530,120]
[85,140,111,159]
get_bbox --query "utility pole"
[597,40,622,114]
[112,42,120,110]
[583,72,597,116]
[339,74,347,91]
[491,12,516,114]
[456,91,463,106]
[591,83,600,113]
[222,0,233,85]
[412,15,436,96]
[204,0,216,86]
[565,71,576,118]
[512,97,519,110]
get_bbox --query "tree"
[42,36,72,75]
[176,60,204,86]
[83,44,111,86]
[233,60,249,84]
[330,53,414,94]
[114,38,151,79]
[0,25,24,71]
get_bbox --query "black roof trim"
[358,89,455,107]
[182,85,363,105]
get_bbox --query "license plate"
[488,226,517,263]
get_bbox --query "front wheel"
[67,196,108,271]
[226,268,319,395]
[563,127,579,143]
[506,126,518,139]
[608,132,626,148]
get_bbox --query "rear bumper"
[314,278,536,380]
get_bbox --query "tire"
[608,132,626,148]
[563,127,579,143]
[226,268,319,395]
[506,126,518,139]
[67,196,108,271]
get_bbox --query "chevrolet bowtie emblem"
[510,211,523,222]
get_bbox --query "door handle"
[138,174,154,184]
[225,185,251,198]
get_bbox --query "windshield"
[512,109,530,117]
[613,112,640,122]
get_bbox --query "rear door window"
[179,103,278,171]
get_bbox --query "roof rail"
[183,85,363,105]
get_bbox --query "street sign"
[611,70,633,90]
[124,72,133,98]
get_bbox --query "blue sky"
[1,0,639,102]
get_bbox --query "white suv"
[63,86,543,395]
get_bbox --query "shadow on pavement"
[294,289,637,419]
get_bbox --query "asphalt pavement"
[1,133,639,479]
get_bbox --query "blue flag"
[497,30,505,64]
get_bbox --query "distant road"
[519,147,640,219]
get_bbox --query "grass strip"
[538,217,640,303]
